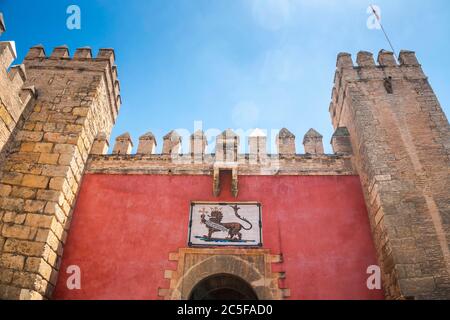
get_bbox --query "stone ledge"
[86,154,356,176]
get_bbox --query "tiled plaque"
[188,202,262,247]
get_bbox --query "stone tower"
[330,50,450,299]
[0,14,120,299]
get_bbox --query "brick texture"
[330,50,450,299]
[0,44,120,299]
[1,11,449,301]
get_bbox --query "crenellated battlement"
[24,44,118,65]
[330,49,428,129]
[23,45,121,118]
[335,49,421,71]
[100,127,351,159]
[0,7,447,300]
[332,50,424,95]
[82,127,356,181]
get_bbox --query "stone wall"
[330,50,450,299]
[86,153,354,176]
[53,173,382,300]
[0,43,120,299]
[0,22,36,162]
[1,7,447,300]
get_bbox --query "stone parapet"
[86,153,355,176]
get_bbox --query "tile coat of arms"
[188,202,262,247]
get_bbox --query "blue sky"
[1,0,449,153]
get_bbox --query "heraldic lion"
[200,205,253,241]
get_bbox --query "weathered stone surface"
[248,129,267,163]
[0,35,35,156]
[330,50,450,299]
[135,131,156,156]
[162,130,182,156]
[0,39,120,299]
[0,253,25,270]
[0,10,447,301]
[1,224,33,240]
[331,127,353,155]
[21,175,49,189]
[86,153,355,176]
[112,132,133,155]
[160,248,286,300]
[303,128,324,155]
[190,130,206,160]
[276,128,295,156]
[216,129,239,163]
[90,132,109,155]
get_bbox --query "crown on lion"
[210,207,222,214]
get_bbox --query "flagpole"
[370,5,398,59]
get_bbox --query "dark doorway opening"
[189,273,258,300]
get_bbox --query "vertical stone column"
[249,129,267,163]
[216,129,239,163]
[0,45,120,299]
[303,128,324,155]
[162,130,182,157]
[137,132,157,155]
[331,127,352,155]
[330,50,450,299]
[112,133,133,155]
[276,128,296,157]
[90,132,109,156]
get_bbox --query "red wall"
[54,173,384,300]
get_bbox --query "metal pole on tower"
[370,4,398,59]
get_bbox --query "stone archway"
[189,273,259,300]
[158,248,290,300]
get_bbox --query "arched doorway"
[189,273,259,300]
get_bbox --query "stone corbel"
[213,167,220,197]
[213,163,239,198]
[231,168,238,198]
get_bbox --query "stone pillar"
[112,133,133,155]
[90,132,109,155]
[356,51,375,67]
[330,50,450,299]
[0,45,120,300]
[73,47,92,60]
[216,129,239,163]
[276,128,295,157]
[249,129,267,163]
[190,130,207,161]
[137,132,157,155]
[162,130,182,156]
[303,128,324,155]
[331,127,352,155]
